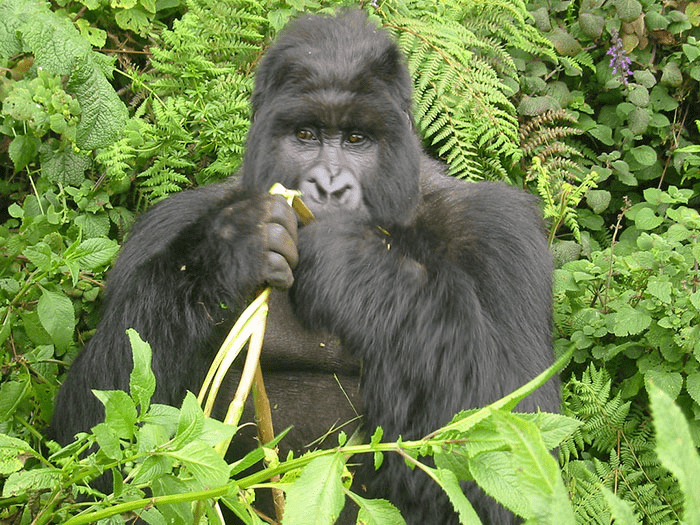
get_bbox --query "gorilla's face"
[277,125,378,220]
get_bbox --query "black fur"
[51,11,559,524]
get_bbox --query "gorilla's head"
[242,10,421,226]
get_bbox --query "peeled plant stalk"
[197,183,313,520]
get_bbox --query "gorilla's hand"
[259,194,298,289]
[212,194,299,290]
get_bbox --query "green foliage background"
[1,0,700,523]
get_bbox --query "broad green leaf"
[0,379,31,423]
[611,305,651,336]
[77,238,119,270]
[283,454,345,524]
[649,383,700,525]
[2,469,62,498]
[68,54,128,150]
[615,0,642,22]
[601,486,640,525]
[166,441,230,489]
[92,389,137,439]
[687,373,700,406]
[645,369,683,400]
[434,468,482,524]
[347,492,406,525]
[629,145,657,167]
[0,434,35,476]
[37,289,75,351]
[127,329,156,414]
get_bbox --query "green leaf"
[633,208,663,230]
[92,389,137,439]
[601,486,640,525]
[75,238,119,270]
[661,61,683,87]
[167,440,231,489]
[2,469,62,498]
[347,492,406,525]
[39,145,90,186]
[67,54,128,150]
[489,411,575,523]
[284,454,345,524]
[612,305,651,336]
[37,289,75,351]
[649,382,700,525]
[127,329,156,414]
[645,369,683,400]
[8,135,39,172]
[586,190,611,214]
[579,13,604,38]
[0,435,35,476]
[0,379,31,423]
[629,145,657,166]
[615,0,642,22]
[174,392,205,446]
[18,10,91,75]
[686,373,700,406]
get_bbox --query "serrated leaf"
[92,389,137,439]
[2,469,62,498]
[629,145,657,166]
[0,434,35,476]
[601,486,640,525]
[76,238,119,270]
[8,135,39,173]
[686,373,700,406]
[68,54,128,150]
[349,493,406,525]
[633,208,663,230]
[39,145,90,186]
[19,11,91,75]
[615,0,642,23]
[649,383,700,525]
[612,305,651,336]
[166,441,230,489]
[645,369,683,400]
[127,329,156,414]
[283,454,345,524]
[37,289,75,351]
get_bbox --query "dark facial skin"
[262,125,378,289]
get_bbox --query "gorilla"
[51,10,559,524]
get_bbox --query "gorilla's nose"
[299,171,362,212]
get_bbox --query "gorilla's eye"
[347,133,366,144]
[296,129,317,141]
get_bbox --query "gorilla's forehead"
[272,86,400,135]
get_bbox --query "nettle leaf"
[645,369,683,400]
[166,441,229,489]
[649,383,700,524]
[39,144,90,186]
[67,54,128,150]
[633,207,664,230]
[127,329,156,414]
[284,454,345,524]
[611,305,651,336]
[615,0,642,23]
[92,389,137,441]
[351,493,406,525]
[76,238,119,270]
[37,289,75,351]
[686,373,700,406]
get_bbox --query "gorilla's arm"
[51,184,298,444]
[291,175,556,441]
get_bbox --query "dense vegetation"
[1,0,699,523]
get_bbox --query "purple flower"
[606,29,632,85]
